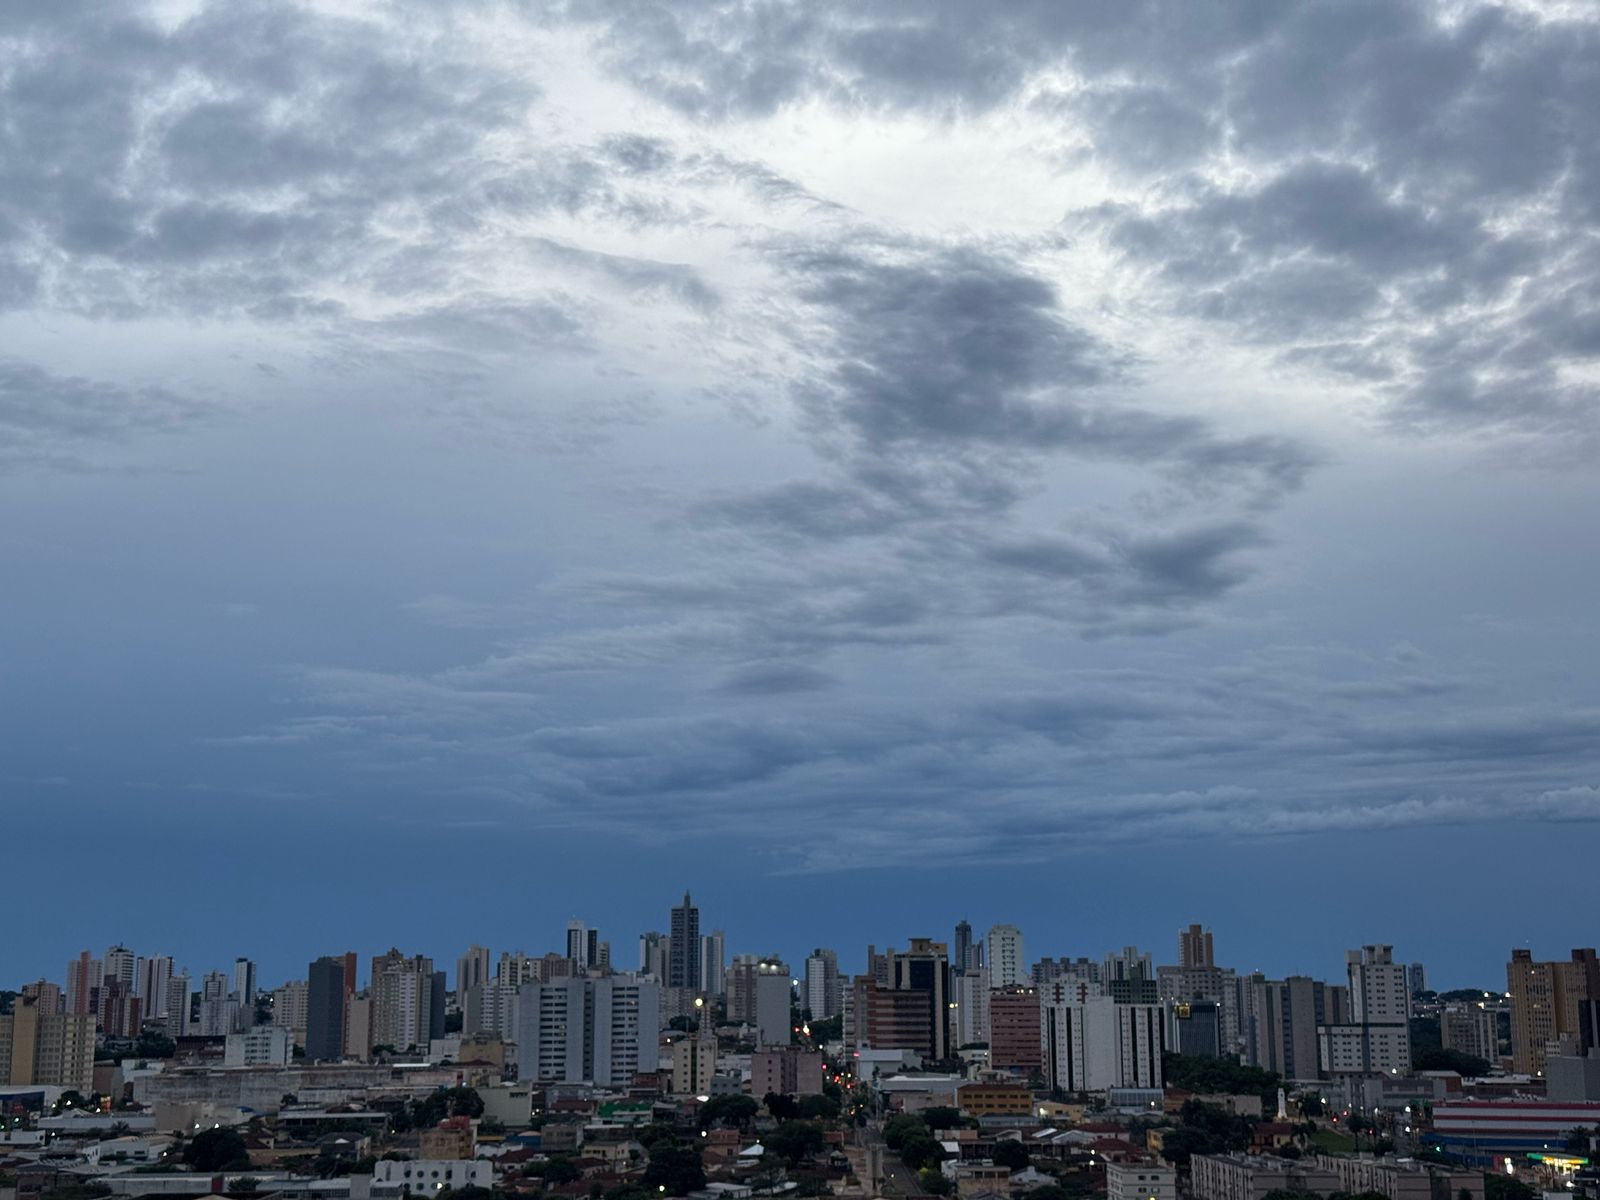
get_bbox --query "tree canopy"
[184,1127,250,1172]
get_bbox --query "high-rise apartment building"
[1245,975,1345,1080]
[102,946,136,995]
[1104,947,1158,1004]
[516,975,660,1088]
[457,946,491,994]
[861,939,950,1061]
[136,955,174,1019]
[1441,1002,1498,1063]
[1318,945,1411,1076]
[232,957,258,1008]
[272,980,309,1043]
[65,952,101,1016]
[164,974,191,1036]
[988,987,1041,1073]
[566,921,599,972]
[669,892,701,991]
[370,950,435,1052]
[1157,964,1241,1055]
[671,1034,717,1096]
[639,933,667,980]
[700,931,726,997]
[1041,980,1163,1093]
[805,949,842,1021]
[0,996,95,1091]
[1507,948,1600,1075]
[953,968,990,1047]
[1179,925,1215,970]
[987,925,1025,988]
[198,970,237,1036]
[954,921,974,975]
[306,957,346,1062]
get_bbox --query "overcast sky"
[3,0,1598,990]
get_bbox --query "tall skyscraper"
[136,955,174,1019]
[1244,974,1344,1079]
[456,946,491,994]
[1408,962,1427,996]
[669,892,701,990]
[639,932,667,979]
[1178,924,1215,970]
[1508,947,1600,1075]
[953,968,990,1047]
[102,946,136,994]
[232,957,258,1007]
[1318,945,1411,1075]
[164,974,191,1037]
[987,924,1025,988]
[880,939,950,1061]
[953,921,973,974]
[65,952,101,1016]
[1103,947,1158,1003]
[370,950,435,1052]
[306,957,346,1062]
[566,921,599,972]
[805,948,842,1020]
[988,987,1041,1073]
[700,930,725,997]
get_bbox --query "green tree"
[920,1106,964,1131]
[808,1016,843,1042]
[765,1092,800,1121]
[1160,1125,1222,1168]
[1411,1048,1490,1076]
[543,1157,581,1184]
[766,1121,826,1167]
[134,1032,177,1060]
[883,1114,930,1151]
[184,1127,250,1172]
[1163,1053,1281,1113]
[897,1127,944,1171]
[992,1140,1029,1170]
[920,1168,954,1195]
[796,1094,841,1121]
[641,1144,705,1197]
[698,1094,759,1130]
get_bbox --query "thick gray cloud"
[3,0,1598,904]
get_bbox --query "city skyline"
[2,905,1570,1000]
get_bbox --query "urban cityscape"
[3,900,1599,1200]
[6,2,1600,1200]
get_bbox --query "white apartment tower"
[1318,945,1412,1076]
[988,924,1026,989]
[516,975,661,1088]
[805,949,843,1020]
[1041,980,1164,1093]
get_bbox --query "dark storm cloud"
[565,0,1600,442]
[687,239,1317,637]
